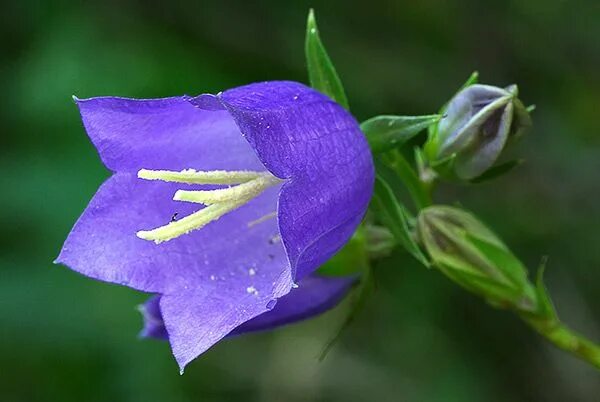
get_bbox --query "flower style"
[56,81,374,371]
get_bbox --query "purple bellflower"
[57,81,374,371]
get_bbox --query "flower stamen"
[173,175,279,205]
[137,168,267,184]
[136,169,282,244]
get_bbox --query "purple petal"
[138,295,167,339]
[192,81,374,280]
[74,96,264,172]
[60,82,373,369]
[57,174,288,294]
[140,275,355,343]
[232,274,355,334]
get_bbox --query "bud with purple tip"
[426,83,532,180]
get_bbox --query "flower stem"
[520,314,600,369]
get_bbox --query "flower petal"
[159,267,292,372]
[191,81,375,281]
[74,96,263,172]
[56,173,288,294]
[232,274,355,334]
[140,275,355,343]
[138,295,167,339]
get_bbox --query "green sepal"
[372,174,430,267]
[361,114,441,154]
[305,9,349,110]
[427,70,479,146]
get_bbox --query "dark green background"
[1,0,599,401]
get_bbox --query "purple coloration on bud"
[428,84,532,179]
[417,206,536,311]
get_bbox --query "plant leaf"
[534,256,557,319]
[380,151,432,210]
[319,265,375,361]
[428,71,479,140]
[361,114,441,154]
[305,9,349,109]
[372,174,430,266]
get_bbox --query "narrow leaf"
[319,266,375,361]
[361,114,441,154]
[381,151,432,210]
[428,71,479,139]
[305,9,349,109]
[372,174,430,266]
[534,256,557,319]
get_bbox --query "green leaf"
[534,256,557,319]
[372,174,430,266]
[317,226,372,359]
[470,159,523,183]
[361,114,441,154]
[380,151,432,209]
[319,265,375,361]
[305,9,349,110]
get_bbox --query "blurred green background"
[1,0,599,401]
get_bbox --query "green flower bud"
[427,84,532,180]
[417,205,536,311]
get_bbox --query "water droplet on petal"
[291,282,299,289]
[248,268,256,276]
[210,275,216,281]
[266,299,277,310]
[246,286,259,296]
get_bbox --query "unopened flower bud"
[417,205,536,311]
[427,84,532,180]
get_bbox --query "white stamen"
[137,168,266,184]
[137,201,239,243]
[173,175,280,205]
[136,169,283,243]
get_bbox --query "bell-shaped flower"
[56,81,374,371]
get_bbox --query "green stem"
[521,315,600,369]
